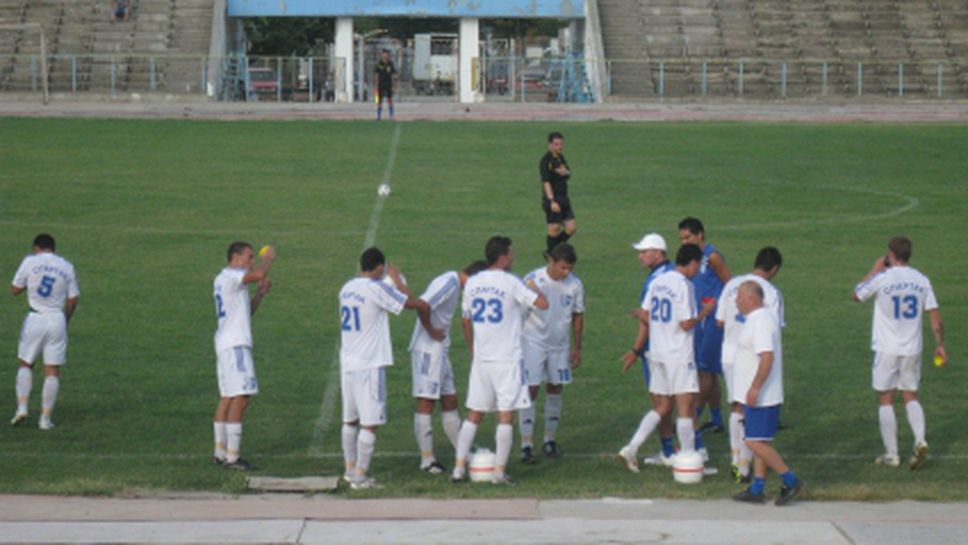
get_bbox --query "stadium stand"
[0,0,213,93]
[599,0,968,98]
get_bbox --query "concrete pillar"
[459,17,480,103]
[335,17,354,102]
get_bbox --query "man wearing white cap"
[621,233,677,466]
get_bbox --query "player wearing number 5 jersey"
[338,247,439,490]
[451,236,549,484]
[10,234,79,430]
[618,244,702,473]
[854,236,945,471]
[212,242,275,471]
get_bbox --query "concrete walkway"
[1,494,966,544]
[2,98,968,123]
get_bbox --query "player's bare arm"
[929,308,946,363]
[852,256,889,301]
[745,350,775,407]
[570,313,584,368]
[622,319,649,371]
[461,317,473,360]
[65,297,79,323]
[680,317,699,331]
[543,181,560,213]
[250,278,272,315]
[386,263,414,298]
[10,285,25,296]
[243,246,276,284]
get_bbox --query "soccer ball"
[672,451,704,484]
[377,183,391,197]
[469,448,496,483]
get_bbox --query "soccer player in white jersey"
[212,241,275,470]
[519,243,584,463]
[716,247,784,483]
[10,234,79,430]
[854,236,945,471]
[409,259,489,474]
[732,281,803,506]
[451,236,549,484]
[618,244,702,473]
[339,247,440,489]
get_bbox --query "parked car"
[247,67,278,97]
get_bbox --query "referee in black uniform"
[540,132,577,255]
[375,49,395,120]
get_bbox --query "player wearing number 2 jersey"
[451,236,548,484]
[211,241,275,471]
[618,244,702,473]
[338,247,439,489]
[10,234,79,431]
[854,236,945,471]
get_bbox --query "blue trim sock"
[694,430,705,450]
[751,477,766,496]
[710,407,723,427]
[780,471,798,488]
[695,406,704,420]
[660,436,675,457]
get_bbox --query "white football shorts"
[648,359,700,396]
[871,351,921,392]
[18,312,68,366]
[466,360,532,412]
[216,346,259,397]
[341,367,387,426]
[522,339,572,386]
[410,349,457,400]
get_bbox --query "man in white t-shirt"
[10,234,80,430]
[854,236,945,471]
[409,259,489,474]
[212,241,276,470]
[716,247,784,483]
[339,247,440,489]
[617,244,702,473]
[732,281,803,506]
[451,236,548,484]
[519,243,584,463]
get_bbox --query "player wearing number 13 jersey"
[10,234,79,431]
[338,247,437,489]
[451,236,548,484]
[854,236,945,471]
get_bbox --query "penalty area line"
[308,123,402,456]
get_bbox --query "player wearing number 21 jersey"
[338,247,438,490]
[10,234,79,431]
[854,236,945,471]
[451,236,548,484]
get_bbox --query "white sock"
[495,423,513,474]
[15,367,32,412]
[41,376,59,417]
[454,420,478,467]
[878,405,898,456]
[441,410,461,449]
[225,422,242,463]
[213,421,227,460]
[341,423,358,473]
[356,428,376,477]
[905,400,926,446]
[518,405,536,448]
[628,410,661,456]
[414,413,434,465]
[738,420,752,476]
[729,411,743,465]
[677,417,695,453]
[544,393,562,443]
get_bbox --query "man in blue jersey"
[621,233,677,466]
[679,218,731,449]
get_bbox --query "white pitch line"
[308,123,402,456]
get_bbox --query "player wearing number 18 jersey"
[10,234,79,430]
[338,247,438,489]
[854,236,945,471]
[451,236,548,484]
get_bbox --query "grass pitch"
[0,118,965,500]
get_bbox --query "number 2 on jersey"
[341,306,361,331]
[215,294,226,318]
[37,275,56,297]
[650,296,672,323]
[891,295,918,319]
[471,298,503,323]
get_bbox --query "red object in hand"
[701,297,715,305]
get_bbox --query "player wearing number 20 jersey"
[10,234,79,431]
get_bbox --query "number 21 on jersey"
[341,306,361,331]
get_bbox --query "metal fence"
[2,53,967,101]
